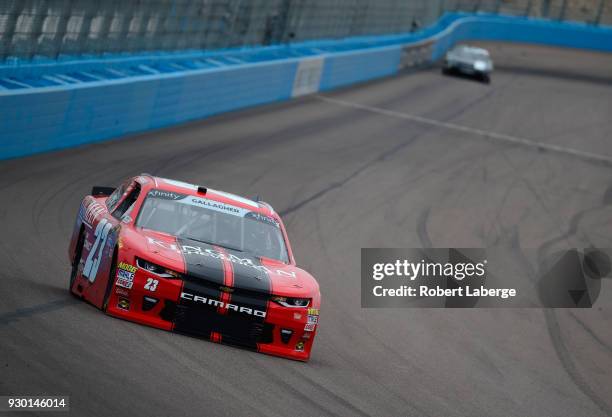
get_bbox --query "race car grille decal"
[179,292,265,318]
[175,238,271,350]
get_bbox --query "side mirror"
[91,186,116,196]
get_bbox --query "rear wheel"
[102,249,118,312]
[69,230,85,294]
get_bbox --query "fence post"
[75,2,96,56]
[594,0,605,25]
[110,0,130,54]
[1,1,25,60]
[96,3,114,55]
[559,0,567,20]
[438,0,445,18]
[494,0,501,14]
[524,0,533,17]
[27,2,47,59]
[52,0,72,58]
[541,0,550,18]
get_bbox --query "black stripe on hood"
[178,239,226,285]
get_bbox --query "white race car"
[442,45,493,83]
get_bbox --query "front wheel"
[102,250,118,312]
[69,230,85,294]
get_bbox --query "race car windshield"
[136,190,289,263]
[460,49,489,60]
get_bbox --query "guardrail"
[1,12,611,160]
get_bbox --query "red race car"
[68,175,321,361]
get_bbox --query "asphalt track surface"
[1,42,612,417]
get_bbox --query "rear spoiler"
[91,186,116,197]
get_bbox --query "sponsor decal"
[147,237,180,252]
[219,286,234,293]
[292,57,324,98]
[117,297,130,310]
[180,292,266,318]
[118,262,137,273]
[116,271,134,289]
[245,211,280,228]
[293,313,302,320]
[307,308,319,316]
[295,340,305,351]
[304,323,316,332]
[181,245,295,277]
[117,237,124,250]
[147,189,267,220]
[188,197,243,215]
[307,315,318,324]
[116,262,137,289]
[121,215,132,224]
[82,200,105,227]
[147,189,185,200]
[115,287,129,296]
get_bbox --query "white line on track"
[316,95,612,166]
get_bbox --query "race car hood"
[131,229,317,297]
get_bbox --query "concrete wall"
[1,13,611,160]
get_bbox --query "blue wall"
[1,13,611,160]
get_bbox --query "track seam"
[316,95,612,167]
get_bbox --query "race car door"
[79,180,141,308]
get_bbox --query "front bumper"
[106,266,318,361]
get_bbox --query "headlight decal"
[270,296,310,308]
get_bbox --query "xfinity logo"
[148,189,184,200]
[180,292,266,318]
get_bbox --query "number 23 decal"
[83,218,113,282]
[144,278,159,292]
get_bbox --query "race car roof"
[453,45,490,56]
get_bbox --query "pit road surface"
[1,42,611,417]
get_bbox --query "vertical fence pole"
[50,0,69,58]
[76,2,96,56]
[96,2,114,55]
[541,0,550,18]
[28,1,48,59]
[525,0,533,17]
[594,0,604,25]
[1,1,25,60]
[438,0,446,18]
[559,0,567,20]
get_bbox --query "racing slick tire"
[69,229,85,295]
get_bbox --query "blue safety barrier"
[1,13,611,160]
